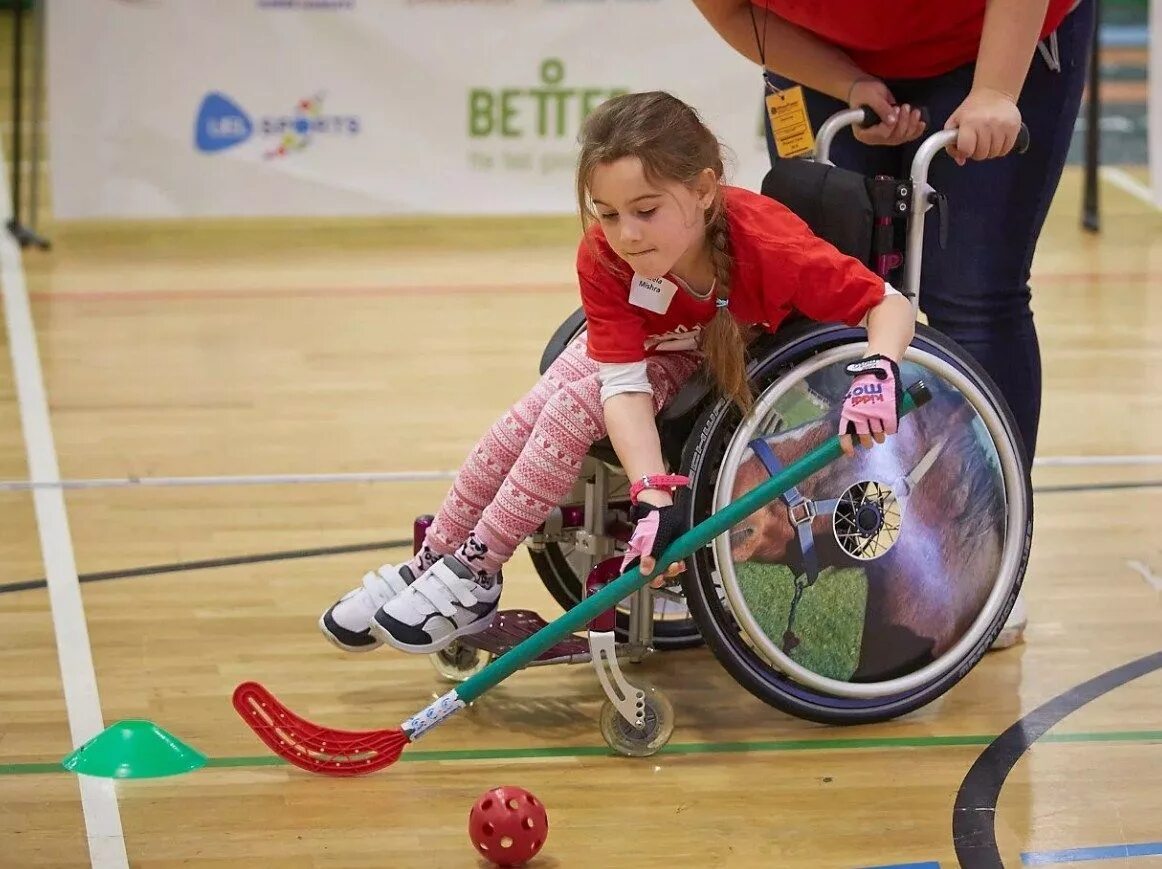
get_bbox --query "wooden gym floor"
[1,166,1160,869]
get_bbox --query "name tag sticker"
[629,274,678,314]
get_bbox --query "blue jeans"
[764,0,1096,461]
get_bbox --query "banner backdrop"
[47,0,771,218]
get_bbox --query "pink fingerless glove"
[838,354,902,438]
[621,503,685,574]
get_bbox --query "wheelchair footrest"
[460,609,589,661]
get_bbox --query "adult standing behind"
[692,0,1096,648]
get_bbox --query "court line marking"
[859,839,1162,869]
[1126,561,1162,591]
[28,281,577,303]
[1022,841,1162,865]
[16,270,1162,304]
[953,651,1162,868]
[0,537,413,595]
[1,728,1160,777]
[1034,480,1162,494]
[1033,454,1162,467]
[0,470,458,491]
[4,475,1162,596]
[0,154,128,863]
[3,479,1161,596]
[3,456,1162,492]
[1101,166,1161,209]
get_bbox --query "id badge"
[765,85,816,159]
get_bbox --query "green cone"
[62,720,207,779]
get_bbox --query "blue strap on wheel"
[748,437,820,584]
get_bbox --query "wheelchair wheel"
[679,321,1032,725]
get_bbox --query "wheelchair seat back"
[759,159,876,267]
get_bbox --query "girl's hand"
[838,355,902,457]
[622,502,686,587]
[944,87,1023,166]
[849,78,926,147]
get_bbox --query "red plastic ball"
[467,785,549,867]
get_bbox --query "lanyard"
[748,2,783,95]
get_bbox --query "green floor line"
[2,729,1159,777]
[0,761,68,776]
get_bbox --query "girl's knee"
[542,375,603,421]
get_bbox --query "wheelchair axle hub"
[833,481,901,561]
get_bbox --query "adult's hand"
[943,86,1023,165]
[849,78,926,146]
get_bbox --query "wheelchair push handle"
[858,104,932,130]
[810,103,1032,310]
[856,104,1031,155]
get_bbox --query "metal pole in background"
[8,0,26,232]
[1082,0,1101,232]
[29,0,47,236]
[6,0,51,250]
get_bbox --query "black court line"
[952,650,1162,868]
[1033,480,1162,495]
[2,480,1159,596]
[0,538,412,594]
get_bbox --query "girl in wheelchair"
[319,90,916,656]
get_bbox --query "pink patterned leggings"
[423,337,701,576]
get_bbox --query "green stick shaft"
[456,382,928,704]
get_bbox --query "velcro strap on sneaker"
[363,567,407,605]
[415,561,479,617]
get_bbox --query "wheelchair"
[418,108,1033,757]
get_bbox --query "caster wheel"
[430,640,492,682]
[599,683,675,757]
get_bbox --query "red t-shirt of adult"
[578,185,885,364]
[752,0,1076,79]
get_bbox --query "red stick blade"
[232,681,409,777]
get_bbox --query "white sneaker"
[369,556,500,653]
[989,592,1027,651]
[319,563,420,652]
